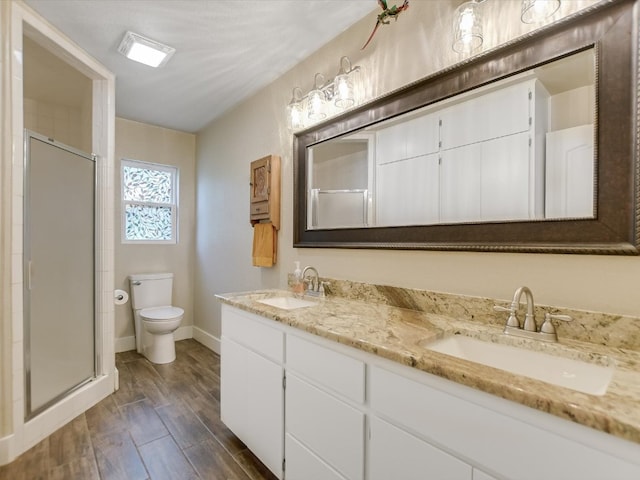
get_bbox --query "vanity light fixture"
[287,56,361,130]
[452,0,485,55]
[521,0,561,24]
[117,31,175,68]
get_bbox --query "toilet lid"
[140,306,184,321]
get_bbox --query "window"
[121,159,178,243]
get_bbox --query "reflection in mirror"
[307,49,595,230]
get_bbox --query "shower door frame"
[23,130,99,421]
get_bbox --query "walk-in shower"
[23,131,97,419]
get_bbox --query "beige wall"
[23,36,92,152]
[115,118,196,340]
[195,0,639,342]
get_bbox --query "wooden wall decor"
[250,154,281,230]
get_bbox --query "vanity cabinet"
[220,305,284,479]
[220,305,640,480]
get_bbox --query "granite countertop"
[216,289,640,445]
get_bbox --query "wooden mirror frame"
[293,0,639,254]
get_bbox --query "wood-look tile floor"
[0,339,278,480]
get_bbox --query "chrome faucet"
[494,286,572,342]
[302,266,325,297]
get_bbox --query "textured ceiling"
[24,0,377,133]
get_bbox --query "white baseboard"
[115,336,135,353]
[115,325,193,353]
[193,326,221,354]
[174,325,193,341]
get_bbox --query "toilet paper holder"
[114,289,129,305]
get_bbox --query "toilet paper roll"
[114,289,129,305]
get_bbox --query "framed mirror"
[293,0,639,254]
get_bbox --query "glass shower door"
[24,131,96,419]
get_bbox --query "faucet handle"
[540,313,572,334]
[494,305,520,328]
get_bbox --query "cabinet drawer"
[370,366,640,480]
[221,305,283,363]
[369,416,471,480]
[286,334,365,404]
[286,374,364,480]
[285,433,348,480]
[250,200,270,217]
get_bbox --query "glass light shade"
[308,89,327,120]
[334,73,355,109]
[521,0,561,24]
[308,74,327,121]
[287,101,304,130]
[452,1,483,55]
[287,87,304,130]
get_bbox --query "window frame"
[121,158,179,245]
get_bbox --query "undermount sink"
[257,296,318,310]
[421,335,614,396]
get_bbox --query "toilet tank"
[129,273,174,310]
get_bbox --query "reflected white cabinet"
[220,306,284,479]
[441,132,534,223]
[369,416,471,480]
[376,153,440,226]
[440,79,540,149]
[376,112,439,165]
[440,143,482,223]
[545,124,594,219]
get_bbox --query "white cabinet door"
[545,124,594,219]
[376,153,440,226]
[245,348,284,477]
[220,336,249,441]
[376,122,406,165]
[440,81,530,149]
[221,305,285,479]
[377,112,439,165]
[369,416,472,480]
[480,132,531,221]
[286,373,365,480]
[440,143,482,223]
[406,112,439,158]
[220,334,284,478]
[285,434,348,480]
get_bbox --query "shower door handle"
[27,261,33,290]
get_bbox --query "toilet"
[129,273,184,364]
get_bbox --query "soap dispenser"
[292,261,304,295]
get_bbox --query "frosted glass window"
[122,159,178,243]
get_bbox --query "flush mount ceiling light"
[117,31,175,68]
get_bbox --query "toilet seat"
[140,306,184,321]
